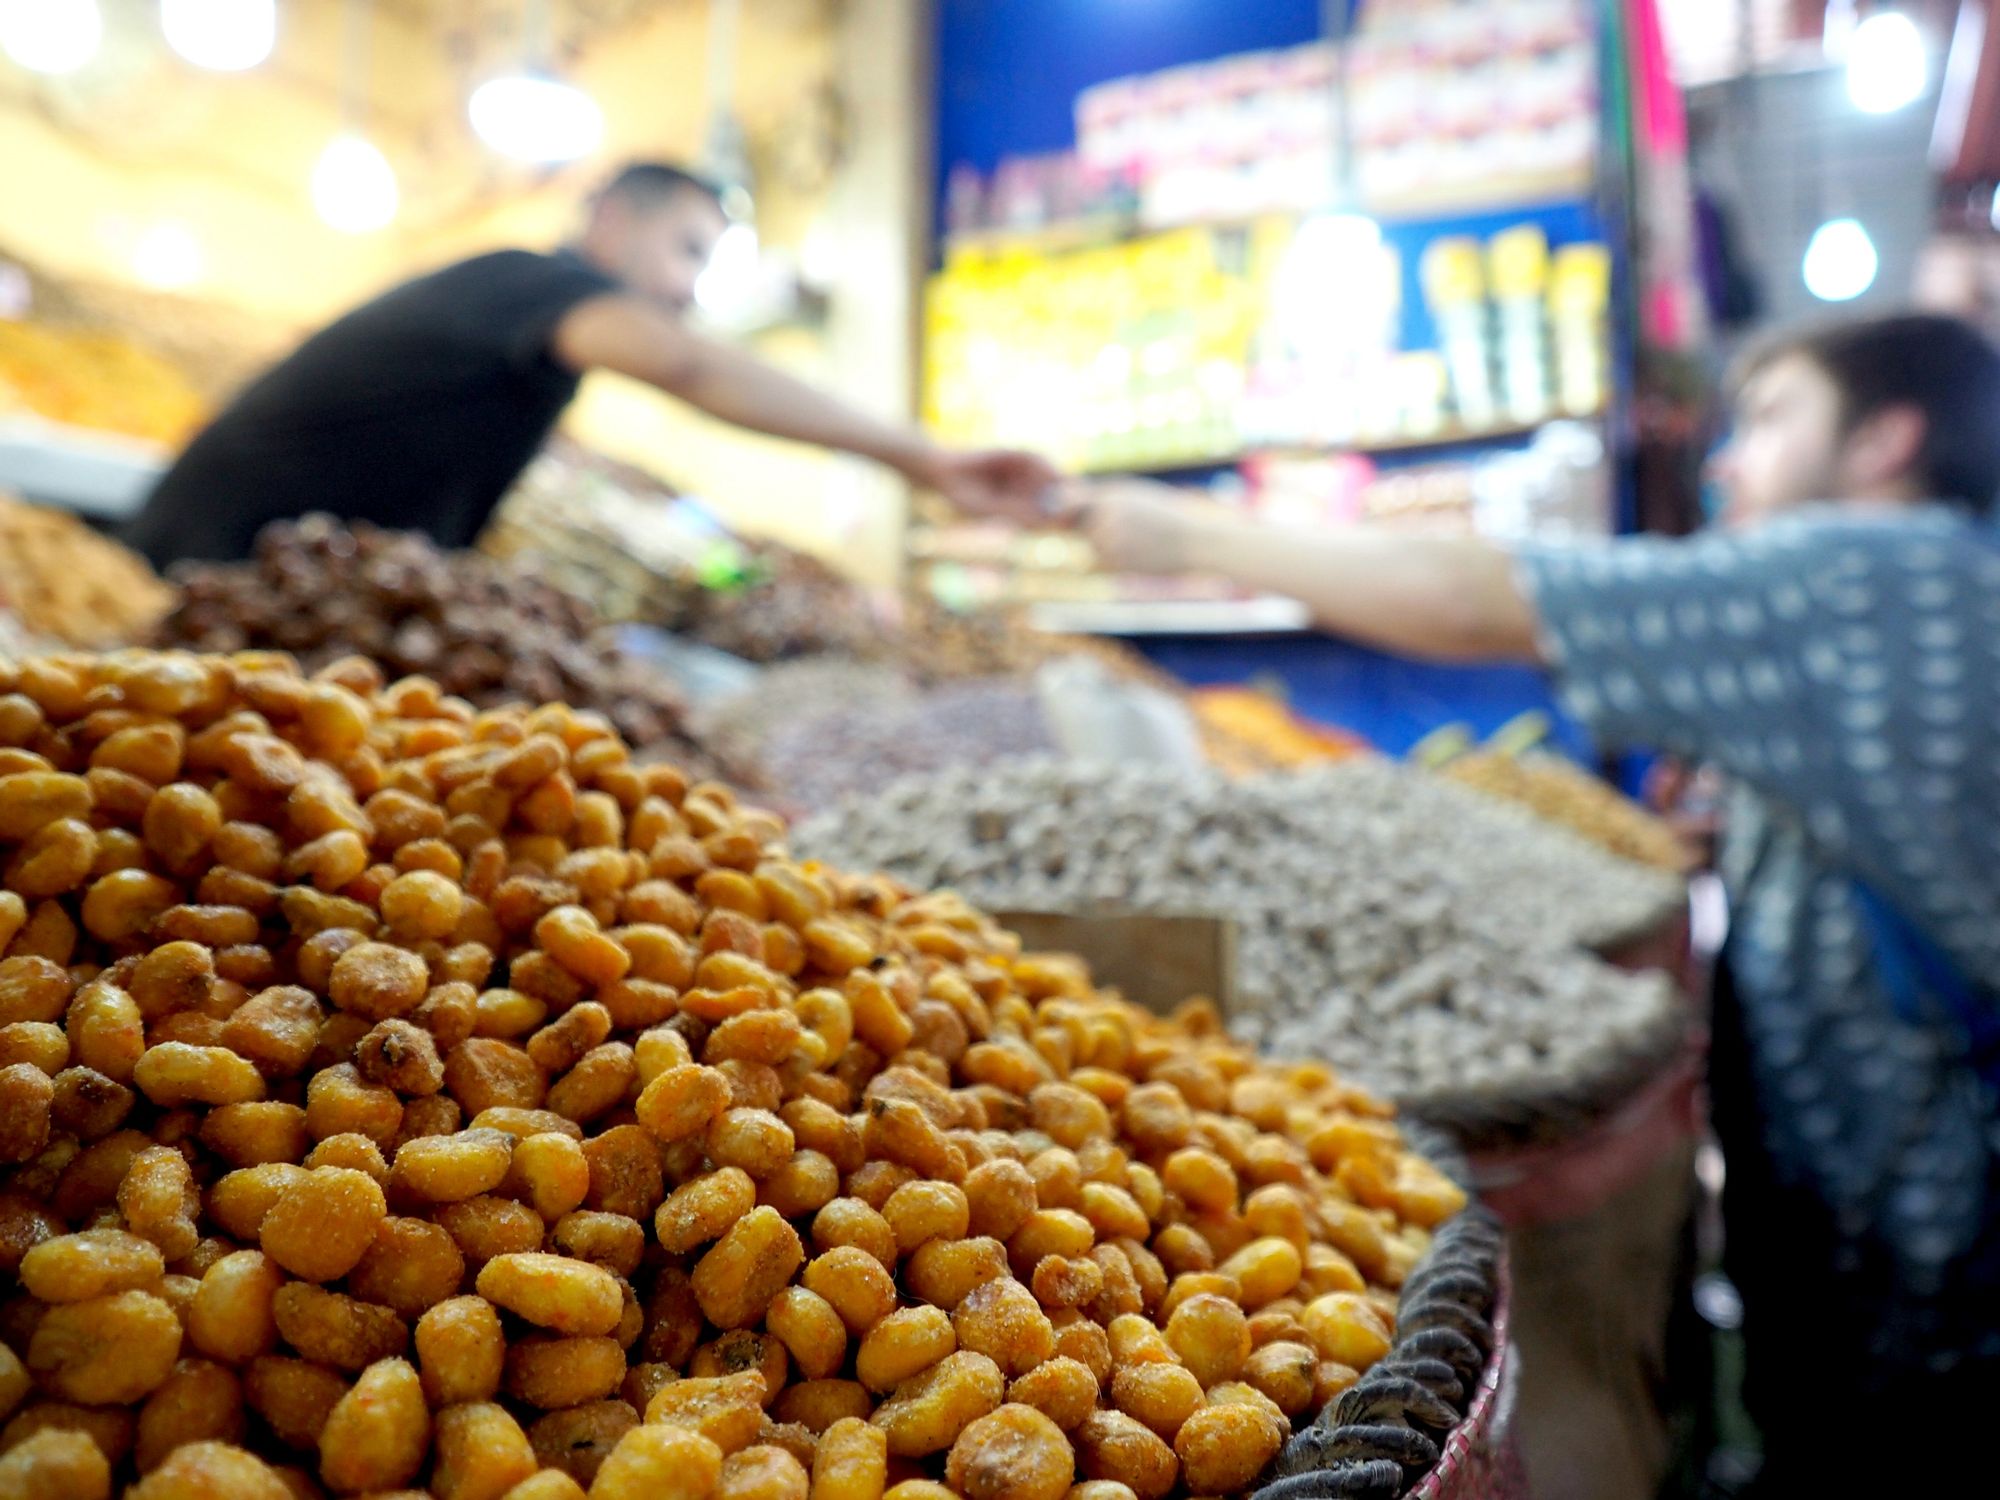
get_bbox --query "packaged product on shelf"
[1489,226,1554,425]
[1420,239,1499,432]
[1062,0,1594,231]
[151,515,719,774]
[0,490,175,646]
[0,646,1502,1500]
[1549,242,1612,417]
[797,758,1688,1146]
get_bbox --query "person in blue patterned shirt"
[1070,313,2000,1491]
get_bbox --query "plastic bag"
[1034,655,1206,768]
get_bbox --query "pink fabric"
[1466,1042,1705,1226]
[1627,0,1686,152]
[1468,909,1705,1227]
[1411,1264,1529,1500]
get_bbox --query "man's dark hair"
[595,162,725,214]
[1738,312,2000,515]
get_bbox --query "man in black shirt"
[127,162,1056,565]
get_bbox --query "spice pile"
[152,517,715,772]
[696,659,917,787]
[0,494,175,648]
[659,548,885,667]
[0,648,1490,1500]
[751,680,1058,815]
[797,759,1687,1140]
[697,657,1202,820]
[1438,751,1692,874]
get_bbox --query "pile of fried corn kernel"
[0,650,1469,1500]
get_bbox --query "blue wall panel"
[1125,634,1583,761]
[935,0,1327,185]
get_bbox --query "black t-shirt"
[126,248,621,567]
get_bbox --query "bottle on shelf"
[1489,224,1554,425]
[1421,237,1498,432]
[1550,242,1611,418]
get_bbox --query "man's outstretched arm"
[553,293,1059,519]
[1073,479,1545,663]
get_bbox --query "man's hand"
[558,296,1062,511]
[908,447,1062,522]
[1064,478,1226,574]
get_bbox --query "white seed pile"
[795,757,1688,1130]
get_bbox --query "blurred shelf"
[1073,413,1597,477]
[1029,595,1311,637]
[941,179,1599,260]
[908,525,1089,567]
[943,216,1139,257]
[0,416,165,521]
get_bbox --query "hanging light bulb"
[161,0,276,72]
[132,222,204,290]
[312,133,398,234]
[0,0,103,75]
[469,72,604,163]
[1803,218,1879,302]
[314,3,395,234]
[1847,11,1926,113]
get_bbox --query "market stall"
[0,2,1752,1497]
[0,460,1731,1496]
[917,0,1695,755]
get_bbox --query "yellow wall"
[0,0,922,584]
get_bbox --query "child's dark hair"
[1737,313,2000,515]
[595,162,726,214]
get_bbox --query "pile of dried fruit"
[151,518,717,774]
[0,495,175,649]
[1187,692,1366,772]
[661,548,885,667]
[1438,752,1692,874]
[484,450,884,667]
[796,759,1688,1141]
[0,648,1492,1500]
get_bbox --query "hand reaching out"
[907,452,1228,582]
[912,447,1064,523]
[1059,478,1232,575]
